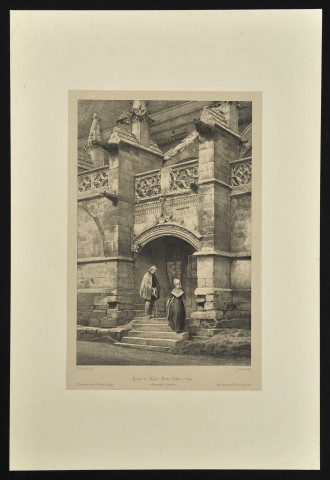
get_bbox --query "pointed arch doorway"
[134,236,197,318]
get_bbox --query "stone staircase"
[114,316,189,353]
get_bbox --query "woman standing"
[166,278,185,334]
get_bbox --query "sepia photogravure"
[67,92,262,390]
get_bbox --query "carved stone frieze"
[169,163,198,191]
[77,168,110,197]
[231,162,252,186]
[135,172,161,200]
[134,193,198,218]
[93,170,109,189]
[78,174,92,193]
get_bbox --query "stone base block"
[91,309,107,320]
[89,318,101,327]
[191,310,224,320]
[100,317,117,328]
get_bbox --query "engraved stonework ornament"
[169,164,198,191]
[231,162,252,186]
[78,174,92,193]
[135,172,161,199]
[93,170,109,189]
[131,100,147,121]
[154,196,172,224]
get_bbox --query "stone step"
[131,323,173,332]
[113,342,170,353]
[128,330,189,340]
[133,316,167,323]
[121,336,182,348]
[192,335,209,341]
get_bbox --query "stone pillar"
[192,126,240,325]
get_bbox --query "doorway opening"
[134,236,197,318]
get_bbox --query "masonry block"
[100,317,117,328]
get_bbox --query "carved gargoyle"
[193,119,214,135]
[99,191,118,206]
[91,140,119,153]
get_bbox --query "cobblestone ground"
[77,340,250,366]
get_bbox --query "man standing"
[139,266,160,318]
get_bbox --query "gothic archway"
[131,222,201,257]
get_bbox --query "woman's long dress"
[167,288,185,333]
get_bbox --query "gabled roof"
[108,127,163,156]
[164,129,199,161]
[200,105,228,129]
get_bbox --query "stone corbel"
[131,243,141,258]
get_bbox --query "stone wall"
[77,206,104,258]
[230,191,251,322]
[77,260,117,290]
[231,194,251,253]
